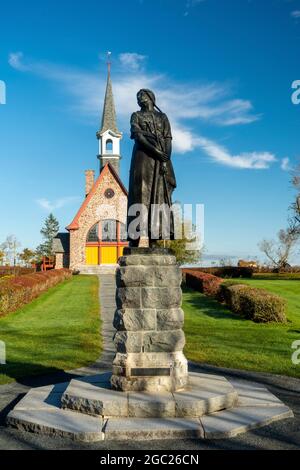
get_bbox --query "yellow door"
[85,246,99,265]
[101,246,118,264]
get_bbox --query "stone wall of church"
[69,169,127,270]
[55,253,64,269]
[55,253,70,269]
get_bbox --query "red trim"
[66,163,128,231]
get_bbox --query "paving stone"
[201,405,294,439]
[14,388,62,411]
[7,409,104,442]
[228,380,283,407]
[189,372,228,383]
[188,372,234,393]
[104,417,203,440]
[128,392,175,417]
[174,374,238,417]
[61,379,128,417]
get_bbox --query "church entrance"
[85,220,128,265]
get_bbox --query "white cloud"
[8,52,28,71]
[36,196,80,212]
[291,10,300,19]
[119,53,147,71]
[194,135,276,169]
[281,157,290,171]
[171,125,196,153]
[7,51,259,127]
[9,51,279,170]
[165,122,276,169]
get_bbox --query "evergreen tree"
[36,213,59,258]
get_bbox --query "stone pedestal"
[110,248,188,392]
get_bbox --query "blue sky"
[0,0,300,262]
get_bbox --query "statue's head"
[137,89,156,108]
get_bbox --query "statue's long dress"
[127,110,176,244]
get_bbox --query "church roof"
[66,163,128,231]
[53,232,70,253]
[98,70,121,136]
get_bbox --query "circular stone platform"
[6,371,293,442]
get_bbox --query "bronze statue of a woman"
[127,89,176,247]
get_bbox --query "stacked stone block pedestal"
[110,248,188,392]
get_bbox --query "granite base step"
[61,372,238,418]
[6,371,294,442]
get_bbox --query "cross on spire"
[107,51,111,77]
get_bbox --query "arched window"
[106,139,113,153]
[87,223,99,242]
[101,219,117,242]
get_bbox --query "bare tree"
[0,235,21,267]
[258,220,300,269]
[219,257,234,267]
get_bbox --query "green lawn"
[183,278,300,378]
[0,275,101,385]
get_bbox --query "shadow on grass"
[0,362,79,388]
[183,287,242,322]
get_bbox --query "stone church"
[53,66,128,271]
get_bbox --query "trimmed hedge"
[183,269,287,323]
[184,266,253,278]
[0,269,72,317]
[0,266,35,278]
[183,269,224,297]
[259,266,300,274]
[222,284,287,323]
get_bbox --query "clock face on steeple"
[104,188,115,199]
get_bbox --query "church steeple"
[96,55,122,175]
